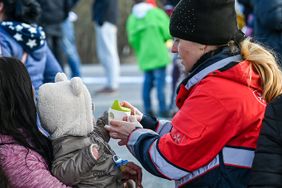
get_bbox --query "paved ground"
[64,62,175,188]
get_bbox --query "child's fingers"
[118,140,127,146]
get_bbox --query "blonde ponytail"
[240,38,282,103]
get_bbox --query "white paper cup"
[108,108,131,122]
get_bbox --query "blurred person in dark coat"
[252,0,282,64]
[36,0,74,70]
[248,95,282,187]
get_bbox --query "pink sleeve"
[0,145,71,188]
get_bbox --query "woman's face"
[171,38,206,73]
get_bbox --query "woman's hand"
[121,162,143,188]
[105,116,142,146]
[120,101,143,121]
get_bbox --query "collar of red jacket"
[176,47,262,108]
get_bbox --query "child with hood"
[37,72,142,188]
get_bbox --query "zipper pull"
[112,155,128,172]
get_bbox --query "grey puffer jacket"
[52,131,123,188]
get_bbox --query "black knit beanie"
[169,0,245,45]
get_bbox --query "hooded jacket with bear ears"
[37,73,123,187]
[38,72,93,140]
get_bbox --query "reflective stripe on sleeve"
[127,128,158,156]
[222,147,254,168]
[128,128,255,187]
[148,142,254,186]
[156,120,173,136]
[176,157,220,187]
[149,140,190,180]
[176,147,255,187]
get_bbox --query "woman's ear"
[199,45,207,51]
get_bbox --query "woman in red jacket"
[105,0,282,187]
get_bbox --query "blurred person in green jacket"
[127,0,171,117]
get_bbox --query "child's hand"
[95,111,110,142]
[90,144,100,160]
[121,162,143,188]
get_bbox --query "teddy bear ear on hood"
[71,77,84,96]
[55,72,68,82]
